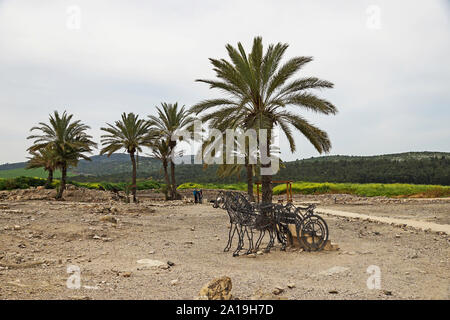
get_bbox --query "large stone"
[136,259,166,268]
[198,276,232,300]
[287,224,339,251]
[322,240,340,251]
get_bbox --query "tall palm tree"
[147,103,193,200]
[100,112,151,203]
[26,145,58,189]
[27,111,97,199]
[191,36,337,203]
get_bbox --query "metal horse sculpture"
[213,191,329,256]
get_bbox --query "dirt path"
[317,208,450,234]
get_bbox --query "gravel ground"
[0,194,449,300]
[321,203,450,225]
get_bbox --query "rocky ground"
[0,187,449,300]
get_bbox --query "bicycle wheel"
[298,215,329,251]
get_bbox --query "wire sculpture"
[213,191,329,256]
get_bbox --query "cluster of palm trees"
[26,36,337,203]
[27,103,190,202]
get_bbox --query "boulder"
[198,276,232,300]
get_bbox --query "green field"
[177,182,248,191]
[0,167,75,179]
[1,176,449,198]
[178,181,450,198]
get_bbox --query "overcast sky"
[0,0,449,164]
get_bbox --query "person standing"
[199,189,203,204]
[193,188,198,203]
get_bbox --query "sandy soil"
[0,191,449,300]
[321,203,450,225]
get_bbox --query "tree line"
[69,156,450,186]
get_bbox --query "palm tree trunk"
[261,169,272,204]
[56,164,67,199]
[45,169,53,189]
[246,164,254,202]
[130,152,137,203]
[169,160,179,200]
[162,159,171,200]
[261,133,272,204]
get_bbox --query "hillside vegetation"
[1,151,449,185]
[0,176,160,191]
[0,167,74,179]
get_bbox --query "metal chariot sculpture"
[213,191,329,256]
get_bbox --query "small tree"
[27,111,96,199]
[26,146,58,189]
[148,103,193,200]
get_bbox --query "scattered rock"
[323,241,340,251]
[272,286,284,295]
[99,215,117,224]
[159,264,170,270]
[287,283,296,289]
[198,276,232,300]
[122,272,132,278]
[328,290,339,294]
[383,290,392,296]
[167,261,175,267]
[170,279,179,286]
[408,252,419,259]
[250,289,288,300]
[68,295,91,300]
[319,266,350,276]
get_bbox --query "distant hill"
[299,151,450,162]
[1,151,449,185]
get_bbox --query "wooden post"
[286,182,289,203]
[256,183,260,203]
[289,183,292,202]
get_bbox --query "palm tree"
[191,36,337,203]
[148,138,172,200]
[100,112,151,203]
[201,129,256,201]
[26,146,58,189]
[147,103,193,200]
[27,111,97,199]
